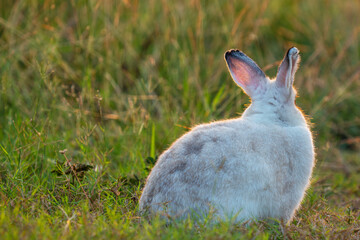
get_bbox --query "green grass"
[0,0,359,239]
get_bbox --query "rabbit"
[139,47,315,224]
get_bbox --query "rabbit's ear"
[276,47,300,89]
[225,50,266,96]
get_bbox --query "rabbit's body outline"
[139,48,315,223]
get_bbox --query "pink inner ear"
[276,48,300,88]
[228,59,259,89]
[276,59,289,87]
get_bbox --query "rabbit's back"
[139,119,314,221]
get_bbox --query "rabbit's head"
[225,47,304,124]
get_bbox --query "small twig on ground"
[59,149,93,206]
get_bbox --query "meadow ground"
[0,0,359,239]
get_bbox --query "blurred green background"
[0,0,359,239]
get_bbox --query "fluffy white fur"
[139,47,315,224]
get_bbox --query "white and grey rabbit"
[139,47,315,224]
